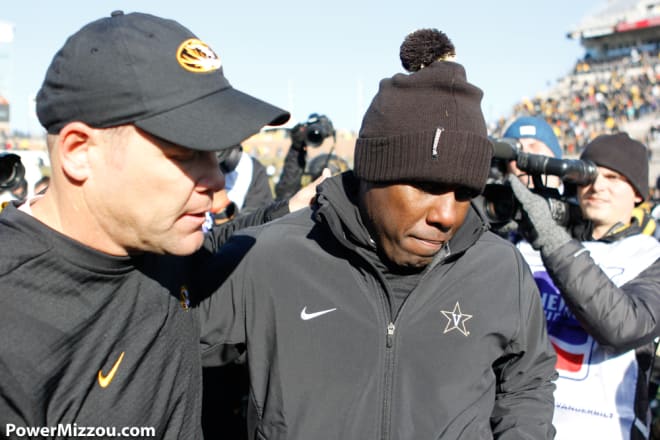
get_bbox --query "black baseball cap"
[36,11,290,151]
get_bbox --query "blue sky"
[2,1,604,135]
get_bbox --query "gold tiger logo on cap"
[176,38,222,73]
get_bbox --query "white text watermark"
[4,423,156,438]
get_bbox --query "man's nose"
[426,192,459,231]
[590,172,606,192]
[199,153,225,193]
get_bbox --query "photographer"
[481,116,576,240]
[506,132,660,439]
[274,113,334,200]
[502,116,563,189]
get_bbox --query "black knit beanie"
[580,132,649,200]
[354,60,493,194]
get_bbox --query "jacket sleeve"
[491,251,557,439]
[274,145,306,201]
[542,239,660,353]
[203,200,289,252]
[196,232,258,367]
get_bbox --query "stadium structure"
[495,0,660,188]
[568,0,660,61]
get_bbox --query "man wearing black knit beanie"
[201,29,557,439]
[507,131,660,439]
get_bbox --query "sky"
[1,0,606,136]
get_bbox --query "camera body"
[482,138,598,229]
[302,113,335,147]
[0,152,26,191]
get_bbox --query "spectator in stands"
[508,132,660,439]
[0,11,294,438]
[501,49,660,155]
[198,28,557,439]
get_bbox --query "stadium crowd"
[492,49,660,157]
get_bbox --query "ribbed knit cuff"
[354,129,493,193]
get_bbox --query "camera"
[482,138,598,228]
[302,113,335,147]
[306,153,350,180]
[0,152,26,191]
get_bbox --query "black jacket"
[199,172,557,439]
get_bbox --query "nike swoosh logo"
[98,351,125,388]
[300,306,337,320]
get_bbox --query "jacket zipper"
[379,261,449,440]
[343,244,424,440]
[381,321,396,440]
[386,322,395,348]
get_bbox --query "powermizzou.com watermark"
[4,423,156,438]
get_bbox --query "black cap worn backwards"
[37,11,290,151]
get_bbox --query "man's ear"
[56,122,96,183]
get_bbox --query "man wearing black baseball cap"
[0,11,290,439]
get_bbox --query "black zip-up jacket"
[198,172,557,439]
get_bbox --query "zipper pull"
[386,322,395,348]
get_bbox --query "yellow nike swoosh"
[97,351,125,388]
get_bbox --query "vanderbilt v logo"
[98,352,125,388]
